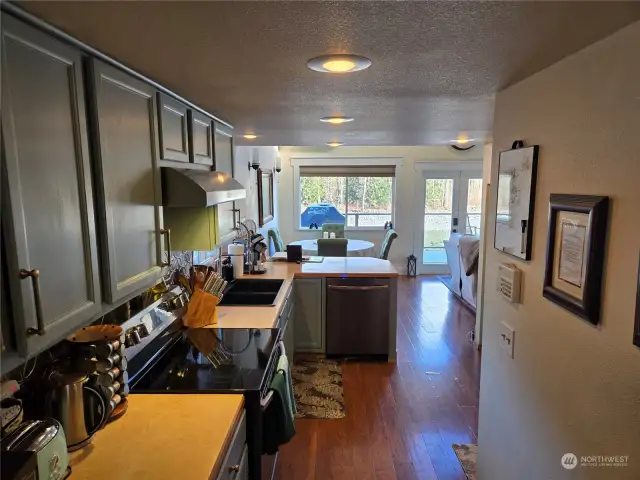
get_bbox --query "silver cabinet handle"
[20,269,45,336]
[160,228,172,267]
[328,285,389,291]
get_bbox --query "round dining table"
[288,238,376,257]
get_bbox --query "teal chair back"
[317,238,348,257]
[379,229,398,260]
[322,223,345,239]
[268,228,285,253]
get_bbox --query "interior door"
[416,170,482,274]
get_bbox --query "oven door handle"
[260,390,274,410]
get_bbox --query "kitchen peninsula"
[214,257,399,361]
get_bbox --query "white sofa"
[443,233,479,309]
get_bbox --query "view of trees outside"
[424,178,483,249]
[300,176,393,227]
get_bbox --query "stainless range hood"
[161,167,246,207]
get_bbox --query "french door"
[415,169,483,274]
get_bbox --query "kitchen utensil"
[67,324,122,343]
[182,290,220,328]
[46,372,109,451]
[1,419,69,480]
[178,274,193,296]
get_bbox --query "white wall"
[478,21,640,480]
[277,146,482,270]
[234,146,279,237]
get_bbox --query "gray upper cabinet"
[188,110,214,166]
[87,59,166,304]
[214,122,234,175]
[157,92,190,163]
[293,278,325,352]
[1,16,101,357]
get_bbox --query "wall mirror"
[494,144,539,260]
[257,169,274,227]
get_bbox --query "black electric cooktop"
[129,327,280,393]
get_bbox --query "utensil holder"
[183,289,220,328]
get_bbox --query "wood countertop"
[212,257,398,330]
[68,394,244,480]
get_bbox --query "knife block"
[183,290,220,328]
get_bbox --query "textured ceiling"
[18,1,640,146]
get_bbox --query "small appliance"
[1,419,69,480]
[46,372,109,451]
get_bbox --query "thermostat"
[498,263,522,303]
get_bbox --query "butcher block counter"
[68,394,245,480]
[213,257,398,330]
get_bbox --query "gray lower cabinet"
[217,411,247,480]
[277,285,295,356]
[87,59,166,304]
[157,92,190,163]
[293,278,325,352]
[1,15,102,358]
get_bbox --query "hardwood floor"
[276,276,481,480]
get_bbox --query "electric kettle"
[46,372,109,451]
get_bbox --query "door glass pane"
[466,178,483,235]
[424,178,454,264]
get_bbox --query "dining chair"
[268,228,285,253]
[379,229,398,260]
[322,223,345,239]
[317,238,348,257]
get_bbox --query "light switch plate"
[499,321,515,358]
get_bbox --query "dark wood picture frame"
[543,194,609,325]
[257,168,274,227]
[633,253,640,348]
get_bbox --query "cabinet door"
[157,92,189,163]
[188,110,214,166]
[1,16,101,357]
[214,122,234,175]
[88,59,165,303]
[293,278,325,352]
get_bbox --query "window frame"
[292,157,400,232]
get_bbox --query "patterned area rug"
[452,444,477,480]
[291,359,345,419]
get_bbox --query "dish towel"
[262,370,296,455]
[277,353,297,416]
[459,235,480,276]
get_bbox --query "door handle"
[160,228,172,267]
[328,285,389,291]
[20,269,45,337]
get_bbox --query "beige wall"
[277,145,482,269]
[478,21,640,480]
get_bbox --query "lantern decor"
[407,254,417,277]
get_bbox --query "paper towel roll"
[228,243,245,278]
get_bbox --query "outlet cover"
[500,321,515,358]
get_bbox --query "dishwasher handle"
[328,285,389,291]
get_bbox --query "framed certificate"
[543,194,609,325]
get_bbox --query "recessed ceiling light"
[307,54,371,73]
[326,142,344,147]
[244,134,258,139]
[320,116,354,124]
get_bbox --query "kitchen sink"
[217,279,284,306]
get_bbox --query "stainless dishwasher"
[326,277,390,358]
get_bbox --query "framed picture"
[257,168,274,227]
[634,253,640,348]
[494,143,539,260]
[543,194,609,325]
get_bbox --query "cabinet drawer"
[217,411,246,480]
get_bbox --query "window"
[298,164,395,229]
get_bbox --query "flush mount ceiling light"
[307,54,371,73]
[320,116,354,124]
[244,134,258,139]
[326,142,344,147]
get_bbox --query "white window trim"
[292,157,401,232]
